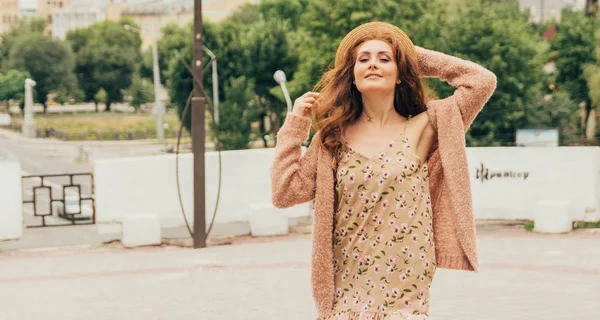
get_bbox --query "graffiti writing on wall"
[475,163,530,183]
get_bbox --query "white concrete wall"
[0,159,23,241]
[93,148,310,229]
[94,146,600,229]
[468,147,599,221]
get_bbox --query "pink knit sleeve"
[417,46,497,131]
[270,114,319,208]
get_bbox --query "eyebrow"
[358,51,393,55]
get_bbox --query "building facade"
[0,0,20,34]
[520,0,587,22]
[122,0,260,49]
[51,0,124,39]
[37,0,70,33]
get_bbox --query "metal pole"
[192,0,207,249]
[152,42,164,142]
[203,46,219,125]
[280,82,292,114]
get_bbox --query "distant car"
[54,195,94,221]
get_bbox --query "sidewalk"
[0,229,599,320]
[0,221,252,252]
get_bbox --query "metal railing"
[22,173,95,228]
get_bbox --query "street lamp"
[203,46,220,125]
[274,70,292,113]
[124,24,165,142]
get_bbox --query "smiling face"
[353,39,399,95]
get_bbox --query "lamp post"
[273,70,292,113]
[124,24,165,142]
[192,0,207,249]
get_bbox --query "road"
[0,230,599,320]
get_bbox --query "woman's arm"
[270,114,319,208]
[417,46,497,131]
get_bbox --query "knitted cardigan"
[270,46,497,319]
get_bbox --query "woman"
[271,22,497,320]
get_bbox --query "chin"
[357,84,395,95]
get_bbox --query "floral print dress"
[325,131,436,320]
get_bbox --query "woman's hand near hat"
[292,91,319,118]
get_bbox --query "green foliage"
[124,75,155,110]
[167,18,298,137]
[67,20,142,111]
[227,2,260,25]
[158,0,598,149]
[0,70,30,103]
[94,88,108,104]
[142,24,192,85]
[550,9,596,104]
[7,33,78,105]
[211,77,258,150]
[0,17,47,72]
[431,1,548,146]
[239,17,299,134]
[585,65,600,110]
[524,91,582,145]
[584,27,600,111]
[258,0,308,29]
[54,86,85,105]
[573,220,600,229]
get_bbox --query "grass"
[10,112,189,141]
[523,220,600,231]
[524,220,535,231]
[574,221,600,229]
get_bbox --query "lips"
[365,73,382,78]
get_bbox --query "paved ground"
[1,229,599,320]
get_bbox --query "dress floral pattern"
[325,133,436,320]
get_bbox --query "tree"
[210,76,258,150]
[430,1,549,146]
[167,21,246,133]
[583,17,600,135]
[227,2,260,25]
[123,74,154,112]
[94,88,108,111]
[7,33,78,111]
[258,0,308,29]
[550,9,596,138]
[0,17,47,72]
[67,20,142,111]
[0,70,30,110]
[53,86,85,105]
[239,18,299,143]
[524,90,581,145]
[141,23,192,85]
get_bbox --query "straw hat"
[334,22,418,68]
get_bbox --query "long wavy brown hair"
[312,33,428,154]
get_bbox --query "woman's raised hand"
[292,92,319,118]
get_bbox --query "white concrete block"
[0,113,11,126]
[534,201,573,233]
[248,203,289,237]
[121,214,162,247]
[0,159,23,241]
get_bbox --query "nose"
[369,60,378,70]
